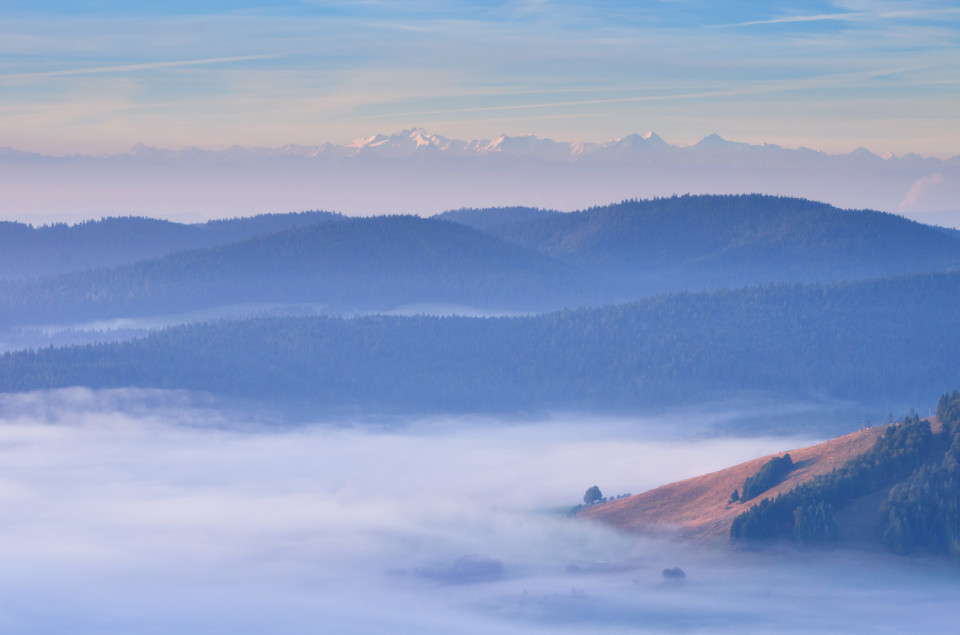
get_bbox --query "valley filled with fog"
[6,1,960,631]
[0,389,956,633]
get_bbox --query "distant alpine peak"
[351,132,389,148]
[695,133,732,147]
[483,133,571,157]
[611,131,666,146]
[342,129,682,161]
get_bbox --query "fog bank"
[0,389,954,633]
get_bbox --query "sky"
[2,0,959,157]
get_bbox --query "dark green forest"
[730,414,933,543]
[2,270,960,414]
[881,392,960,556]
[731,392,960,557]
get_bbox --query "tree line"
[731,391,960,557]
[2,271,960,415]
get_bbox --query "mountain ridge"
[7,128,955,163]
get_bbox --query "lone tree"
[584,485,602,505]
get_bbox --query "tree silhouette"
[584,485,602,505]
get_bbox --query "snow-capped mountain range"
[53,127,952,164]
[0,129,957,226]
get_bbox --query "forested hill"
[6,195,960,328]
[0,215,578,326]
[578,426,886,541]
[455,195,960,295]
[0,210,342,279]
[3,269,960,414]
[433,206,560,232]
[582,392,960,559]
[727,391,960,558]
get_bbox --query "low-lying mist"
[0,389,955,633]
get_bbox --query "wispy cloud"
[369,68,915,118]
[899,172,944,213]
[0,53,288,83]
[713,12,863,27]
[715,6,960,28]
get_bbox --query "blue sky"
[2,0,958,156]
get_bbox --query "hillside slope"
[0,211,342,280]
[578,426,887,541]
[583,396,960,561]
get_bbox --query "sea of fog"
[0,389,956,633]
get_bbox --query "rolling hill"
[6,195,960,328]
[471,195,960,296]
[0,211,343,280]
[0,215,580,326]
[583,391,960,560]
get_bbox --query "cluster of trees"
[571,486,631,513]
[880,391,960,556]
[731,393,960,557]
[730,414,934,543]
[739,454,794,502]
